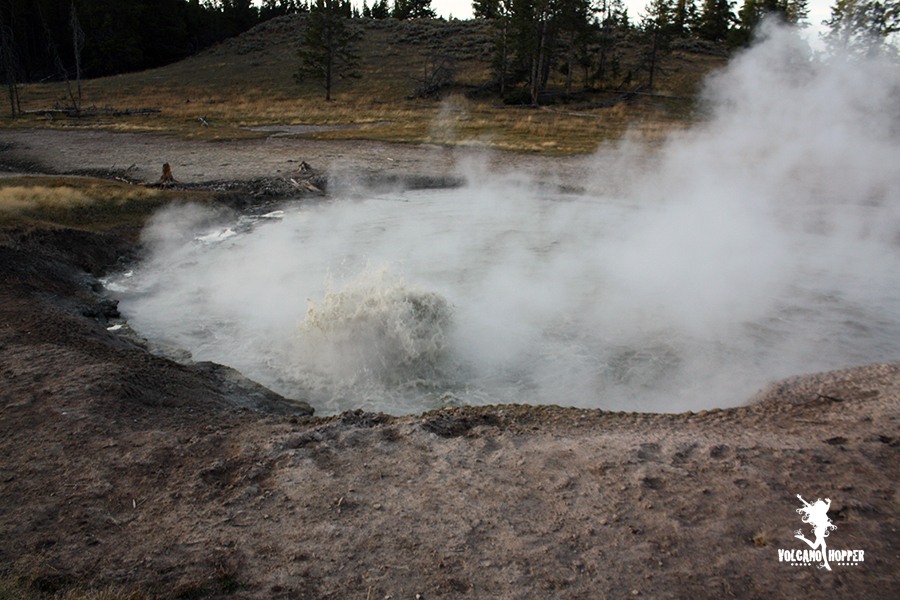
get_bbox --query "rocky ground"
[0,129,898,599]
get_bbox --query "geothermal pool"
[105,182,900,416]
[106,26,900,416]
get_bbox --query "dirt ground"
[0,128,603,190]
[1,129,899,599]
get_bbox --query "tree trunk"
[0,10,17,118]
[325,47,333,101]
[70,1,84,109]
[648,26,659,94]
[498,18,508,98]
[531,14,549,105]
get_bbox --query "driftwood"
[142,160,326,197]
[291,161,322,194]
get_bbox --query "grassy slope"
[2,16,728,154]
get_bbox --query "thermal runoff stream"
[106,25,900,416]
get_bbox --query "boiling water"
[106,183,900,416]
[106,25,900,415]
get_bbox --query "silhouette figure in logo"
[794,495,837,570]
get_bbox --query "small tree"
[295,0,361,101]
[641,0,676,92]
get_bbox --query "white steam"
[108,25,900,415]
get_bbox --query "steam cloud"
[109,24,900,415]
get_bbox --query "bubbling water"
[291,267,455,413]
[106,182,900,416]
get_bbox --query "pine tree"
[295,0,361,101]
[371,0,390,17]
[825,0,900,55]
[392,0,436,19]
[642,0,673,31]
[671,0,690,36]
[594,0,626,84]
[491,0,514,96]
[555,0,592,94]
[474,0,502,18]
[697,0,734,40]
[731,0,809,45]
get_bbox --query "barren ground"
[0,129,898,599]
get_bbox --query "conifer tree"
[825,0,900,55]
[490,0,514,96]
[731,0,808,45]
[295,0,361,101]
[474,0,502,18]
[697,0,734,40]
[595,0,626,84]
[370,0,390,17]
[556,0,592,94]
[391,0,436,19]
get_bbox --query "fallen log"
[21,107,161,118]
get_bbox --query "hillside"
[4,16,729,154]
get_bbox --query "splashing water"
[292,267,454,413]
[106,25,900,415]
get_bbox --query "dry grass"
[0,557,147,600]
[0,176,213,232]
[1,17,726,155]
[0,575,147,600]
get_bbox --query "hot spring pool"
[104,27,900,415]
[104,183,900,416]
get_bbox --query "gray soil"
[0,128,599,191]
[0,129,898,599]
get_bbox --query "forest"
[0,0,289,81]
[0,0,896,93]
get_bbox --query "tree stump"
[158,163,175,184]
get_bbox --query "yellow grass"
[0,177,212,231]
